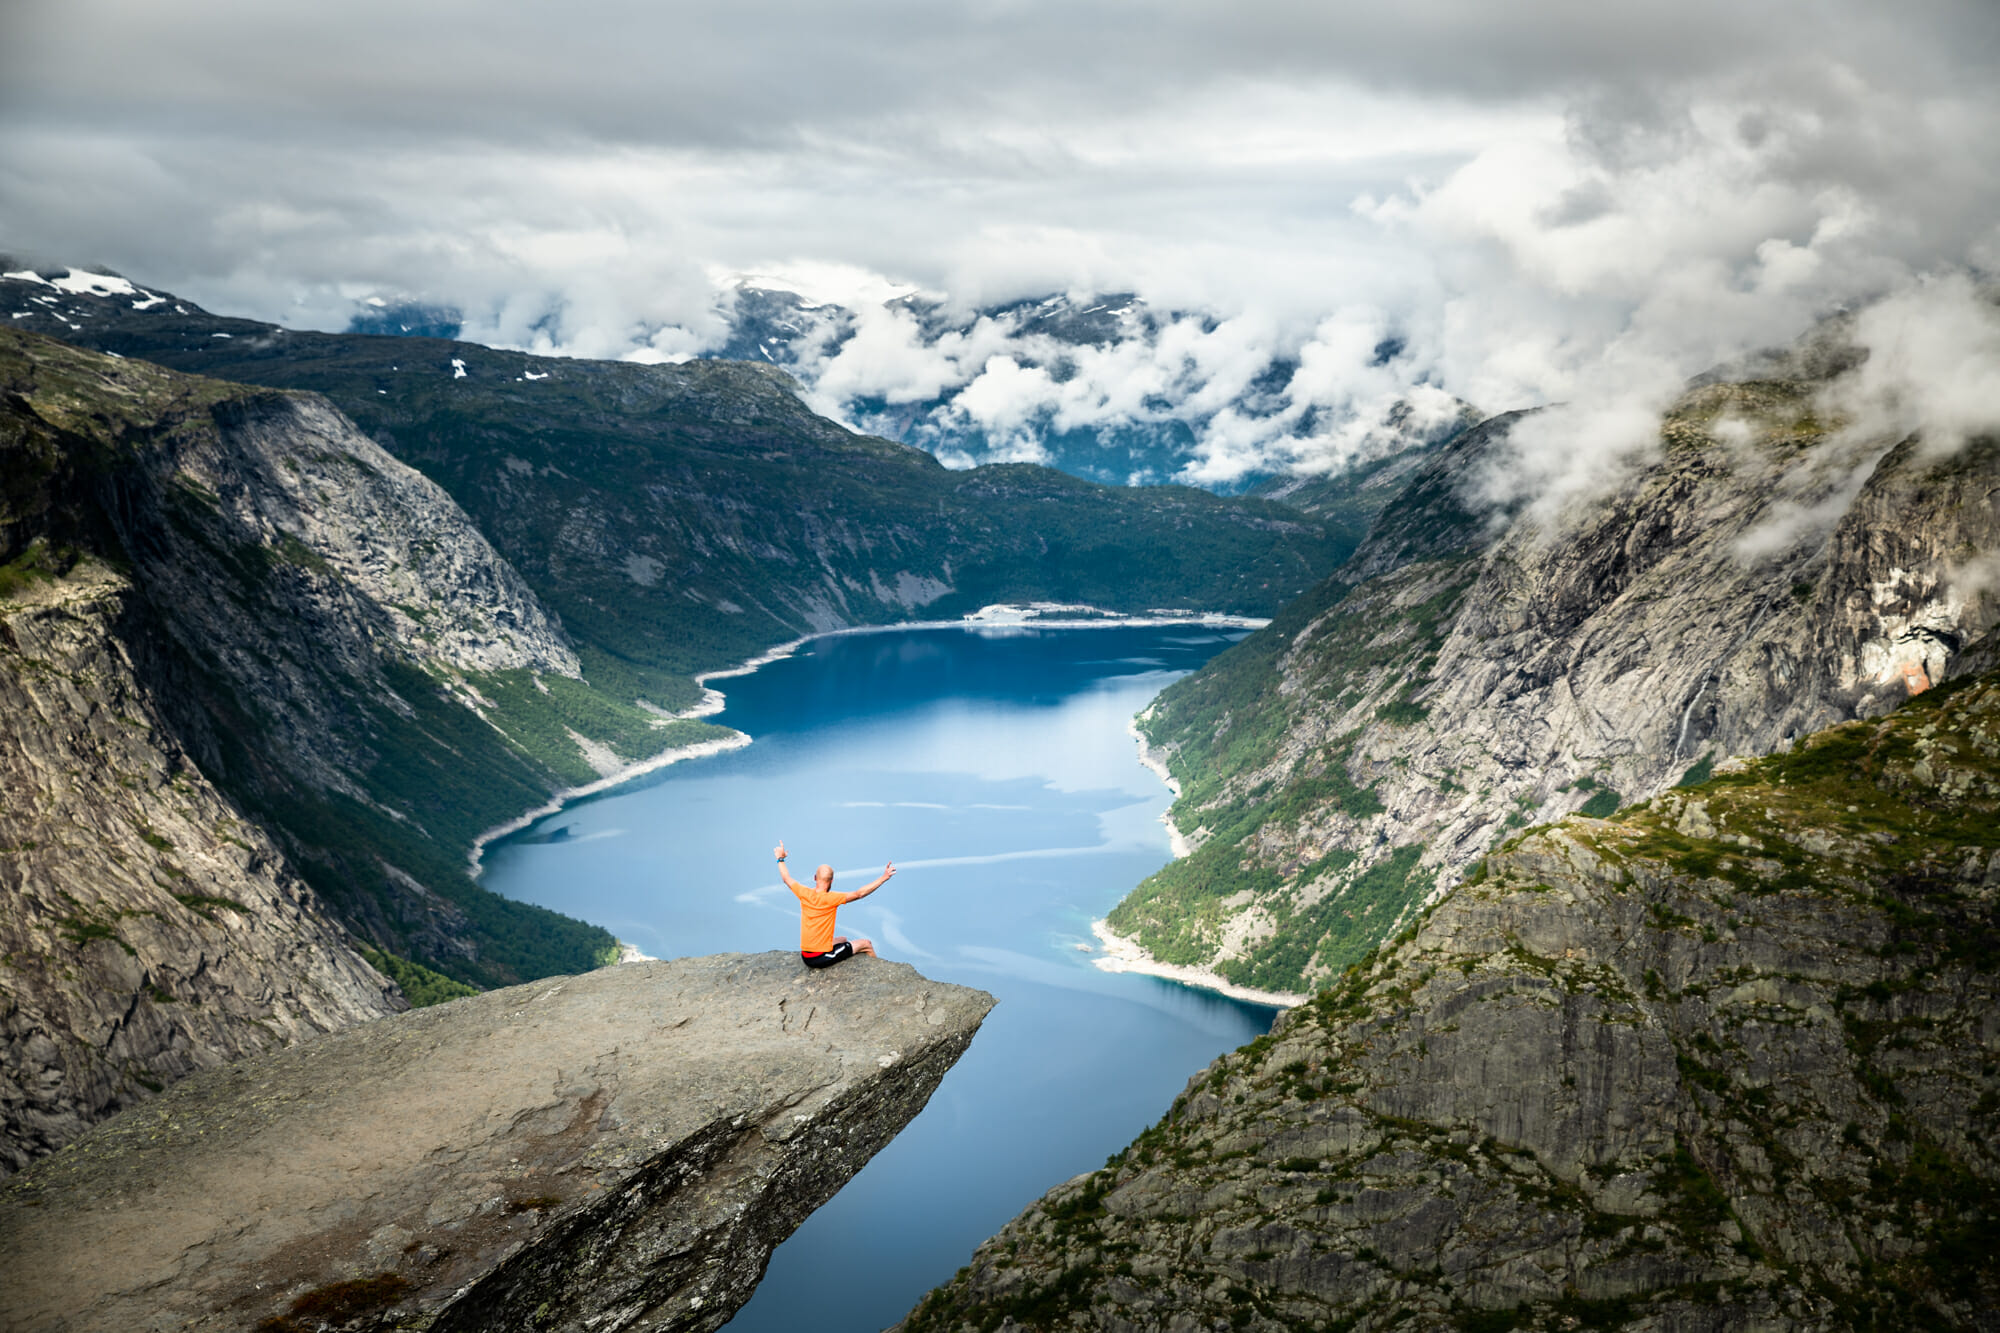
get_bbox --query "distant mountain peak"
[345,298,463,340]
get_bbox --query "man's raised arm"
[845,862,897,903]
[774,840,809,895]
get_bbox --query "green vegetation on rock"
[355,946,479,1008]
[1111,559,1478,992]
[1577,787,1622,819]
[0,329,627,988]
[908,663,2000,1332]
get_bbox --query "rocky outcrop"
[0,952,994,1333]
[83,349,584,802]
[908,665,2000,1331]
[1,328,683,1168]
[1114,347,2000,993]
[0,561,399,1172]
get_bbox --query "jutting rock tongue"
[0,954,994,1333]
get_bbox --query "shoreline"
[1089,920,1305,1009]
[469,602,1267,875]
[467,732,752,874]
[1125,717,1198,859]
[1099,714,1309,1009]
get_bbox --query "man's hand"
[774,840,787,862]
[848,860,897,902]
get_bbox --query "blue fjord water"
[479,624,1278,1331]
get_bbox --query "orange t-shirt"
[787,878,860,953]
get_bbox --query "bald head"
[815,864,835,888]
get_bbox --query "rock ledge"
[0,952,993,1333]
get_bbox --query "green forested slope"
[1,276,1353,709]
[0,330,630,987]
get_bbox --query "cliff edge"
[0,952,994,1333]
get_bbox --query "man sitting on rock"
[775,840,895,968]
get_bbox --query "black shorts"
[800,941,854,969]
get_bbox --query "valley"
[1,270,1995,1331]
[0,299,1357,1173]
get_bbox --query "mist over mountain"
[334,278,1474,493]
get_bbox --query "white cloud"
[2,1,1996,493]
[1832,272,2000,457]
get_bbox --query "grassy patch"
[257,1272,412,1331]
[1578,788,1621,819]
[464,666,727,786]
[0,538,68,598]
[57,914,134,956]
[174,893,248,922]
[358,944,481,1007]
[1220,843,1433,993]
[1676,752,1715,788]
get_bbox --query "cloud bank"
[2,0,1996,486]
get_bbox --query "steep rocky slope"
[1,953,994,1333]
[1,328,748,1163]
[0,327,662,973]
[0,557,398,1172]
[1,267,1353,705]
[1245,398,1485,540]
[1112,351,2000,993]
[908,660,2000,1332]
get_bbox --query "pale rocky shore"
[468,729,751,874]
[1090,718,1305,1007]
[1090,919,1306,1008]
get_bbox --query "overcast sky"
[4,0,1998,484]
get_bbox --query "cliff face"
[0,560,398,1172]
[1113,350,2000,993]
[908,662,2000,1332]
[78,357,582,800]
[1,329,717,1167]
[0,953,995,1333]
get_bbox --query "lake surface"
[480,624,1278,1332]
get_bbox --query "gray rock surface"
[906,671,2000,1331]
[0,560,400,1172]
[1118,349,2000,992]
[0,329,659,1169]
[912,668,2000,1328]
[0,952,994,1333]
[69,342,582,803]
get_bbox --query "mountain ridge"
[907,651,2000,1331]
[0,266,1358,702]
[1107,341,2000,995]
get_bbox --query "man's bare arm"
[774,840,809,893]
[844,862,897,903]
